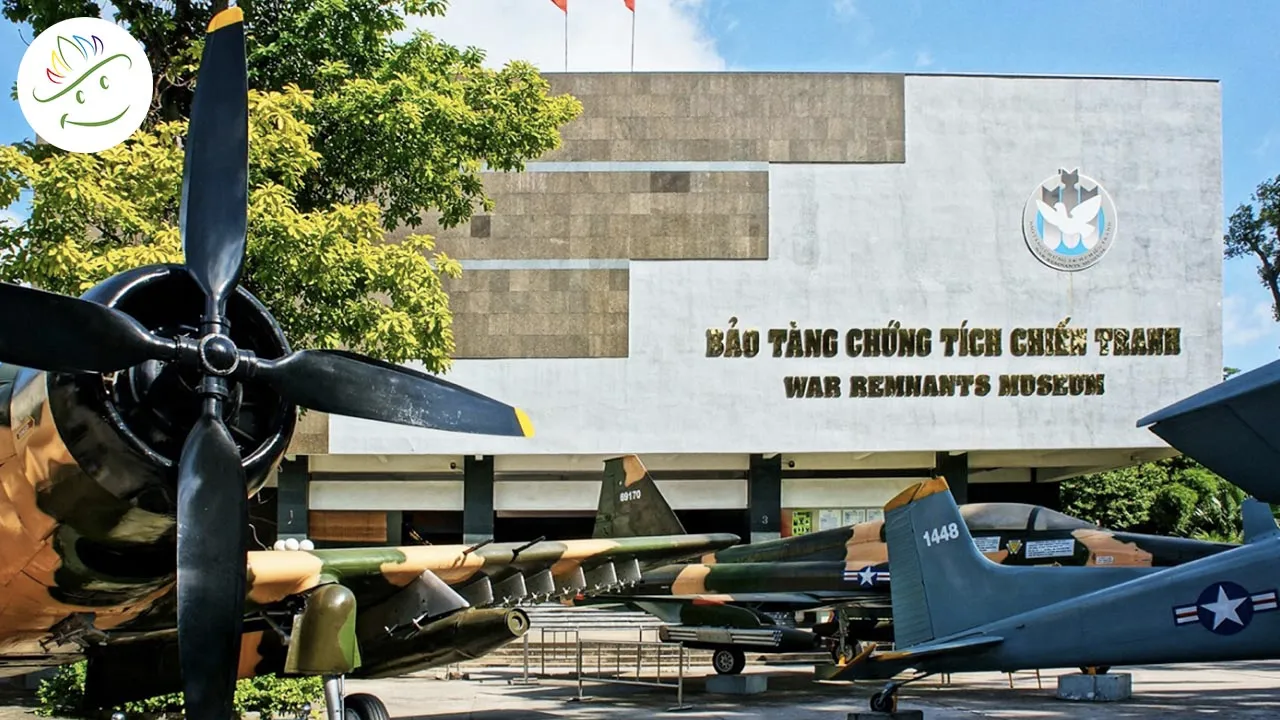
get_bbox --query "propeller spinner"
[0,6,532,719]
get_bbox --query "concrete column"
[385,511,403,545]
[748,453,782,543]
[276,457,309,540]
[934,451,969,505]
[463,455,494,545]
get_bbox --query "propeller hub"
[198,333,240,376]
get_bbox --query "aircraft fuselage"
[0,265,296,676]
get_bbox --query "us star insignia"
[1173,581,1278,636]
[843,565,891,587]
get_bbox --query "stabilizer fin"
[593,455,687,539]
[869,634,1004,664]
[1242,498,1279,544]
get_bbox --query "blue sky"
[3,0,1279,371]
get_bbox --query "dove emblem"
[1036,196,1102,250]
[1022,168,1118,272]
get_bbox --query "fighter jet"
[0,8,736,720]
[580,459,1233,676]
[828,358,1280,713]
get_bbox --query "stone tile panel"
[538,72,905,163]
[445,269,629,359]
[392,171,768,261]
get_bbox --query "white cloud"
[407,0,724,72]
[914,49,933,68]
[1223,294,1278,347]
[832,0,858,19]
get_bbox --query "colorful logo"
[16,16,154,154]
[1021,168,1118,272]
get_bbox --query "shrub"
[35,661,324,719]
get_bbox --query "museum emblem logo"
[1022,168,1117,272]
[16,16,154,154]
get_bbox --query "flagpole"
[564,8,569,71]
[629,5,635,71]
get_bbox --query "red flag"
[551,0,566,10]
[624,0,634,10]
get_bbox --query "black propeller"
[0,4,532,719]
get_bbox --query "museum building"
[267,71,1224,548]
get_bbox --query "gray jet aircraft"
[831,358,1280,713]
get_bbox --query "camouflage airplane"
[0,8,736,720]
[580,459,1235,676]
[829,357,1280,713]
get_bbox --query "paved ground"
[5,661,1280,719]
[347,662,1280,719]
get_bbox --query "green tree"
[1226,176,1280,339]
[1059,462,1166,531]
[1060,457,1245,542]
[0,0,582,370]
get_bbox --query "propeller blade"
[0,283,176,373]
[251,349,534,437]
[180,6,248,316]
[176,408,248,720]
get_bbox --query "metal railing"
[503,627,689,709]
[571,635,689,710]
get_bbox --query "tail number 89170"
[923,522,960,547]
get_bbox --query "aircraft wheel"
[344,693,390,720]
[869,690,897,713]
[712,648,746,675]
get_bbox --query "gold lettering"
[850,376,868,397]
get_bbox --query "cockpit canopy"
[959,503,1098,532]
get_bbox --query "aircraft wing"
[867,634,1005,663]
[819,634,1006,681]
[1137,359,1280,504]
[245,533,741,608]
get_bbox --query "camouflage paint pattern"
[0,375,738,688]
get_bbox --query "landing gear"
[867,672,929,713]
[869,689,897,713]
[712,648,746,675]
[343,694,389,720]
[1079,665,1111,675]
[322,674,390,720]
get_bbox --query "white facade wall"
[329,75,1223,463]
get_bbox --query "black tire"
[869,691,897,713]
[344,694,390,720]
[711,648,746,675]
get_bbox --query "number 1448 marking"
[923,522,960,547]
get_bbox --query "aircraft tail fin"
[1242,498,1279,544]
[881,477,1154,648]
[882,478,1003,647]
[593,455,687,539]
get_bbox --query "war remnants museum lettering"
[704,317,1183,400]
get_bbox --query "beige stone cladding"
[389,72,906,360]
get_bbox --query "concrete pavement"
[5,661,1280,719]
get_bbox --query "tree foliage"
[1060,456,1246,542]
[1226,175,1280,337]
[36,660,323,718]
[0,0,582,370]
